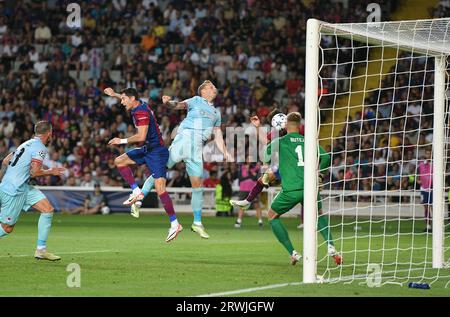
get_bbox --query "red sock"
[118,166,137,189]
[159,191,177,221]
[247,180,264,202]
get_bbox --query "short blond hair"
[287,112,302,125]
[197,80,213,96]
[34,121,52,135]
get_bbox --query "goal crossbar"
[320,18,450,56]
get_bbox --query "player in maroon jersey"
[104,87,182,243]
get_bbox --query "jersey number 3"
[9,148,25,167]
[295,145,304,167]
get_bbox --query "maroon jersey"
[131,100,164,148]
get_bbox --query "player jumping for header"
[104,87,182,243]
[131,80,231,239]
[0,121,66,261]
[263,112,342,265]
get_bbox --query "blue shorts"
[0,185,46,226]
[127,145,169,179]
[167,130,203,177]
[421,191,432,205]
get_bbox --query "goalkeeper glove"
[318,173,324,187]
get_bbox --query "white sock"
[193,221,202,226]
[236,218,242,224]
[171,219,179,228]
[132,187,142,196]
[37,245,46,250]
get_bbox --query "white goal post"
[304,18,450,284]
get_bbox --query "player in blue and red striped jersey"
[104,87,182,243]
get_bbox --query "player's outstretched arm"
[30,160,66,178]
[213,127,232,162]
[250,115,269,146]
[104,87,122,99]
[162,95,187,110]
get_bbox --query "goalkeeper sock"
[159,191,177,223]
[247,180,264,202]
[317,215,334,246]
[269,218,294,255]
[118,166,138,190]
[37,213,53,249]
[142,176,155,197]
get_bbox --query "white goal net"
[303,18,450,287]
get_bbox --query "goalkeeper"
[231,109,342,265]
[230,109,301,214]
[263,112,342,265]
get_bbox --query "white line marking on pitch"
[197,282,303,297]
[196,267,430,297]
[0,250,118,258]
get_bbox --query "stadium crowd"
[4,0,444,203]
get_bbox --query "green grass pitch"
[0,213,448,296]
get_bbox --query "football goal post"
[304,18,450,286]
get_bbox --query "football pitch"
[0,213,448,297]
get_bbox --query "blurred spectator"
[418,149,433,232]
[34,21,52,43]
[234,160,263,228]
[80,172,96,187]
[215,171,233,217]
[203,170,220,188]
[0,117,14,138]
[64,183,109,215]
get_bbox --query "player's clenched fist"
[104,87,115,96]
[108,137,121,146]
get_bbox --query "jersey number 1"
[9,148,25,167]
[295,145,304,166]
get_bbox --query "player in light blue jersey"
[132,80,231,239]
[0,121,66,261]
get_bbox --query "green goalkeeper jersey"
[263,132,331,192]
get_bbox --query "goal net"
[303,18,450,287]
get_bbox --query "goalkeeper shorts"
[271,189,322,215]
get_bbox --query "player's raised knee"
[114,156,125,167]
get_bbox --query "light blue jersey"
[0,138,47,196]
[178,96,221,142]
[167,96,221,177]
